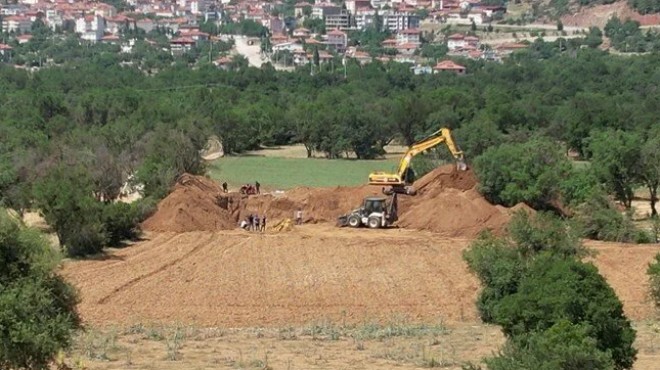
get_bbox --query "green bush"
[485,320,615,370]
[464,212,636,370]
[648,253,660,308]
[492,255,636,369]
[0,210,80,369]
[474,138,572,210]
[103,202,142,246]
[463,231,526,323]
[573,193,641,242]
[507,210,585,258]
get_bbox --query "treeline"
[628,0,660,14]
[1,44,659,255]
[605,16,660,52]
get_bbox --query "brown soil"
[61,224,659,329]
[143,165,512,238]
[561,2,660,28]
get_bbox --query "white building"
[2,16,32,33]
[354,9,420,32]
[75,15,105,43]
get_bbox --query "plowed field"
[62,225,659,328]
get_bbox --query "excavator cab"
[368,127,467,196]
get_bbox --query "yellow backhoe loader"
[368,127,466,195]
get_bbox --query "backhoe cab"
[337,194,398,229]
[368,127,467,196]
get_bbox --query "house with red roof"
[326,29,347,53]
[433,59,466,74]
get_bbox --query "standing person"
[295,208,303,225]
[247,214,254,231]
[253,214,260,232]
[255,181,261,194]
[222,182,228,193]
[261,214,267,232]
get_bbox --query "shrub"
[474,138,572,210]
[0,211,81,369]
[102,202,146,246]
[648,253,660,308]
[507,210,585,258]
[463,231,527,322]
[485,320,615,370]
[493,255,637,370]
[573,193,640,242]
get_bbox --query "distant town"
[0,0,596,72]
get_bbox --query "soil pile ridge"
[143,165,511,237]
[142,174,241,232]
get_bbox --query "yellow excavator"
[368,127,467,195]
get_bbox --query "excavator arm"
[368,127,466,195]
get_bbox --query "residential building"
[105,15,135,35]
[294,2,311,18]
[213,56,232,69]
[293,27,311,38]
[311,3,341,20]
[75,15,105,42]
[325,28,347,52]
[396,28,421,44]
[2,16,32,33]
[170,36,196,55]
[433,59,466,74]
[354,9,419,32]
[0,43,13,59]
[395,42,418,55]
[412,65,433,75]
[446,33,465,50]
[325,10,350,29]
[345,0,370,15]
[273,41,303,52]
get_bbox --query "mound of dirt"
[142,174,241,232]
[143,165,512,237]
[396,166,509,237]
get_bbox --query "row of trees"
[1,40,659,256]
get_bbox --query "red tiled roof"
[433,60,465,70]
[395,42,419,49]
[170,37,196,44]
[0,44,13,50]
[327,29,346,36]
[447,33,464,40]
[399,28,421,34]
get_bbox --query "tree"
[588,129,642,209]
[32,165,108,257]
[556,19,564,31]
[493,255,637,369]
[464,213,637,370]
[639,129,660,216]
[474,138,573,210]
[0,211,80,369]
[313,46,320,66]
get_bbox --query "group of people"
[241,213,267,232]
[221,181,260,194]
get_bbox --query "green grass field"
[208,156,398,190]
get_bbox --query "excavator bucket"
[457,159,467,171]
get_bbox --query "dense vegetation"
[0,211,80,369]
[464,212,637,369]
[0,39,658,255]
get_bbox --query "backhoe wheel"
[348,215,361,228]
[367,217,381,229]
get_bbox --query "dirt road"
[62,225,659,328]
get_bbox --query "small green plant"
[165,327,185,361]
